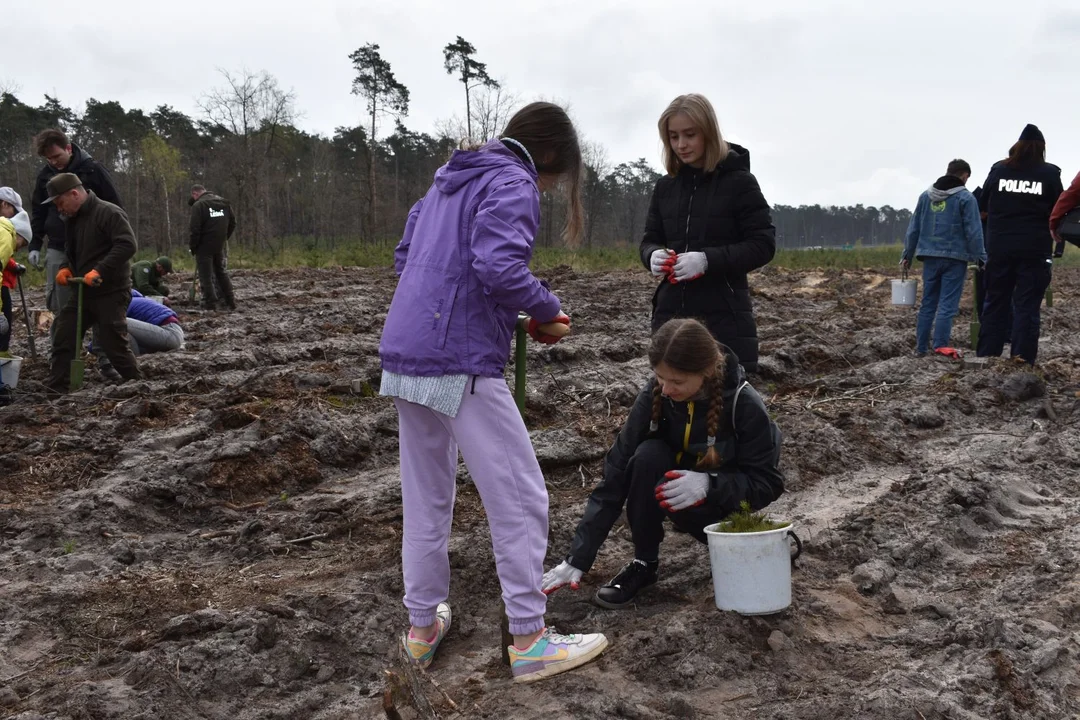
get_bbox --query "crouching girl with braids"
[542,318,785,608]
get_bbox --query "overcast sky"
[6,0,1079,210]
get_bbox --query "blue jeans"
[916,257,968,354]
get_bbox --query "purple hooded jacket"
[379,140,562,378]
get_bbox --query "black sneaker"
[594,559,658,609]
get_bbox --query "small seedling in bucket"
[716,501,789,534]
[705,503,802,614]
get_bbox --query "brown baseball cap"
[42,173,83,204]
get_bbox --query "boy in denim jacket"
[901,159,987,357]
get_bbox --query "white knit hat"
[9,210,32,243]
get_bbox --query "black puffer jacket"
[567,347,785,572]
[639,144,775,372]
[29,143,123,253]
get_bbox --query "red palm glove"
[56,267,74,286]
[527,313,570,344]
[83,269,102,287]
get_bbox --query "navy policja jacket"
[978,160,1063,259]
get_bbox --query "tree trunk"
[161,175,172,252]
[135,171,142,248]
[369,106,378,241]
[465,84,472,140]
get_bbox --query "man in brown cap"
[43,173,141,393]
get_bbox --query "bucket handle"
[901,267,909,282]
[788,530,803,566]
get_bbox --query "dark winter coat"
[978,160,1063,259]
[567,346,784,572]
[189,192,236,255]
[29,143,123,253]
[60,192,137,293]
[639,144,776,372]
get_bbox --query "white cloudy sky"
[6,0,1079,209]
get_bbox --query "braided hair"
[697,362,727,470]
[647,319,725,468]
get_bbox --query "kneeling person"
[131,256,173,300]
[126,290,183,355]
[543,318,785,607]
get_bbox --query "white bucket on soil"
[891,279,917,306]
[0,355,23,389]
[703,521,802,615]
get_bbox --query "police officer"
[976,124,1063,365]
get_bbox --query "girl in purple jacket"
[378,102,608,683]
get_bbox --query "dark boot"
[97,359,122,384]
[594,559,658,609]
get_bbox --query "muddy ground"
[2,263,1079,720]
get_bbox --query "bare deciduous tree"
[199,68,296,247]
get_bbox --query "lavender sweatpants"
[395,376,548,636]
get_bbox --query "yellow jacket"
[0,217,15,269]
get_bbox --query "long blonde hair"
[657,94,728,176]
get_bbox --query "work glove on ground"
[28,250,39,268]
[670,252,708,283]
[55,267,73,286]
[655,470,709,511]
[527,312,570,344]
[83,269,102,287]
[649,249,676,278]
[542,560,584,595]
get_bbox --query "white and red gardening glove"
[542,560,584,595]
[655,470,709,511]
[669,251,708,284]
[650,249,676,278]
[527,312,570,344]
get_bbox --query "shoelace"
[544,626,577,643]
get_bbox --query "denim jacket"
[903,178,987,264]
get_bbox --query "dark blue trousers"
[976,256,1051,364]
